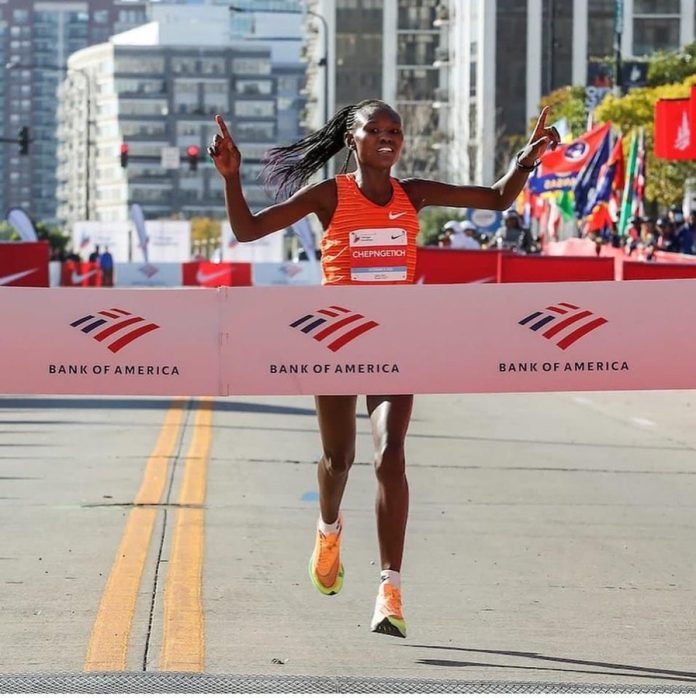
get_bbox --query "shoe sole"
[308,557,344,595]
[371,616,406,638]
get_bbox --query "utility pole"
[614,0,624,96]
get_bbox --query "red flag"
[536,122,612,175]
[654,98,696,159]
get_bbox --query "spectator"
[456,221,482,250]
[99,246,114,287]
[624,216,642,255]
[668,206,685,230]
[88,245,101,264]
[675,210,696,255]
[655,217,679,252]
[492,209,526,251]
[441,220,462,247]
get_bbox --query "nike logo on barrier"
[0,268,37,286]
[388,212,406,220]
[196,269,229,284]
[71,270,98,285]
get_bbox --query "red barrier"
[499,255,615,283]
[623,261,696,280]
[182,261,252,287]
[60,261,102,287]
[414,247,501,284]
[652,250,696,265]
[0,241,49,287]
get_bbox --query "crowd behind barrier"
[6,241,696,288]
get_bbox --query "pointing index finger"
[534,106,549,134]
[215,114,232,140]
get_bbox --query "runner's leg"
[366,394,413,571]
[315,394,357,525]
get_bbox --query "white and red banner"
[73,222,130,262]
[2,282,696,395]
[654,97,696,160]
[115,262,183,287]
[220,222,285,262]
[0,241,49,287]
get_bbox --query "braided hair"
[262,99,392,200]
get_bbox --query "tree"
[537,85,588,138]
[417,207,461,246]
[595,75,696,207]
[190,217,221,259]
[534,42,696,209]
[648,42,696,87]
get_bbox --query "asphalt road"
[1,391,695,690]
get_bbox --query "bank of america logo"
[519,302,607,350]
[290,305,379,352]
[70,307,160,353]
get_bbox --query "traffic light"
[120,143,129,168]
[186,145,200,171]
[18,126,29,156]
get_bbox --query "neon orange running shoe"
[308,517,344,595]
[370,583,406,638]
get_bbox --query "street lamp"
[229,4,330,178]
[6,62,92,221]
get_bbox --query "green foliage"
[538,86,588,137]
[417,207,461,246]
[191,217,221,243]
[536,42,696,209]
[35,221,70,255]
[595,75,696,207]
[0,222,15,240]
[648,42,696,87]
[0,219,69,254]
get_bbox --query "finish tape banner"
[1,282,695,396]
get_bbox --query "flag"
[528,122,612,194]
[584,133,625,226]
[573,129,611,217]
[557,190,575,222]
[631,128,646,221]
[6,207,38,242]
[654,98,696,159]
[130,203,149,263]
[617,131,638,237]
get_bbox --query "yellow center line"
[84,399,189,672]
[160,399,214,672]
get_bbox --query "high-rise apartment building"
[56,5,281,227]
[442,0,696,187]
[302,0,445,178]
[0,0,149,224]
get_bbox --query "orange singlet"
[320,173,419,285]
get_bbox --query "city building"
[0,0,149,224]
[302,0,446,179]
[56,2,305,228]
[442,0,696,187]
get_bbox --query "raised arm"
[209,115,332,241]
[403,107,560,212]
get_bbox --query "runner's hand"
[518,106,561,166]
[208,114,241,179]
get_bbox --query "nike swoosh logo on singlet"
[388,212,406,220]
